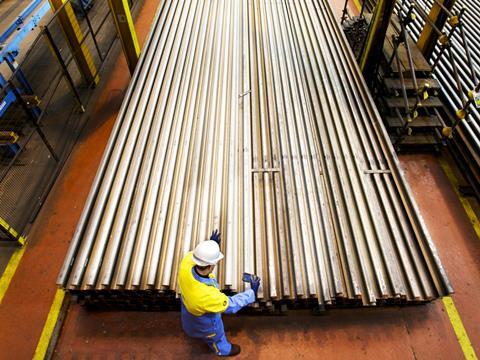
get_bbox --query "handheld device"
[242,272,254,282]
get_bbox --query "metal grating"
[0,0,136,243]
[58,0,452,308]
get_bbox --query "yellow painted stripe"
[439,158,478,358]
[443,297,478,359]
[107,0,140,74]
[9,227,18,238]
[121,0,141,55]
[33,289,66,360]
[439,158,480,241]
[352,0,362,13]
[0,246,26,304]
[0,217,9,229]
[0,216,23,244]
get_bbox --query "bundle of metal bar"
[57,0,452,308]
[395,0,480,190]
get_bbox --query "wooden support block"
[386,116,442,128]
[384,15,432,73]
[383,78,441,91]
[398,134,438,145]
[385,96,443,108]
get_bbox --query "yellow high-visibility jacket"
[178,252,229,316]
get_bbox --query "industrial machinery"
[58,0,452,310]
[0,0,50,157]
[70,0,93,14]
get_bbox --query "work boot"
[225,344,241,357]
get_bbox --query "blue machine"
[0,0,51,155]
[71,0,94,14]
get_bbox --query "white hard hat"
[192,240,224,266]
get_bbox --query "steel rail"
[58,0,452,308]
[319,0,438,298]
[57,0,168,286]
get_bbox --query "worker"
[178,230,261,357]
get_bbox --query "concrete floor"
[53,305,461,359]
[0,0,479,359]
[48,152,480,359]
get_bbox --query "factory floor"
[0,0,479,359]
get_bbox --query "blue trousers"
[181,302,232,355]
[204,331,232,356]
[181,290,255,355]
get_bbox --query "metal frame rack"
[346,0,480,195]
[396,0,480,196]
[377,2,452,149]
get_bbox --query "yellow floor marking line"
[439,158,478,358]
[0,246,26,305]
[439,157,480,241]
[33,289,65,360]
[0,217,26,245]
[443,297,478,360]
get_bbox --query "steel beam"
[107,0,140,75]
[417,0,456,59]
[48,0,99,86]
[359,0,396,82]
[395,0,480,195]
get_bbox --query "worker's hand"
[209,229,221,245]
[250,275,261,298]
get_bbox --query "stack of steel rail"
[396,0,480,193]
[57,0,452,309]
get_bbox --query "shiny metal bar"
[58,0,452,307]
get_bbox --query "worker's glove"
[209,229,221,245]
[250,275,261,298]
